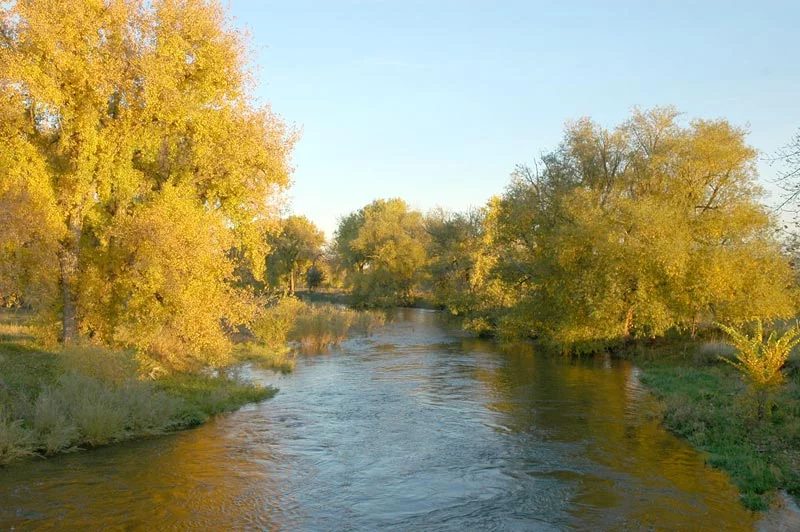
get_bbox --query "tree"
[0,1,295,368]
[774,128,800,209]
[476,107,797,348]
[333,199,429,306]
[424,208,485,313]
[267,215,325,294]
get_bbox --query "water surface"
[0,309,757,530]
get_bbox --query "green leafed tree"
[333,199,429,307]
[267,215,325,295]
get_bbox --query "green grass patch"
[640,360,800,510]
[157,373,276,426]
[233,343,296,374]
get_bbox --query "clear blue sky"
[228,0,800,239]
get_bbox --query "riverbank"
[0,310,282,466]
[631,341,800,511]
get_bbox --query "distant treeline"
[312,107,798,351]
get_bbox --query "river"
[0,309,757,530]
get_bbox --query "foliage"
[291,304,355,351]
[333,199,429,306]
[467,107,797,347]
[641,363,800,510]
[266,215,325,294]
[0,0,295,365]
[424,208,484,314]
[156,373,276,426]
[233,343,296,374]
[305,263,326,291]
[251,296,307,348]
[0,315,274,465]
[717,320,800,418]
[250,296,385,352]
[350,309,387,336]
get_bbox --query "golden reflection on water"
[475,341,757,530]
[0,310,759,530]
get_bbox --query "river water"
[0,309,757,530]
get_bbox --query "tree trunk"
[289,268,295,295]
[58,215,82,344]
[622,305,636,338]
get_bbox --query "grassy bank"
[0,310,278,466]
[637,347,800,511]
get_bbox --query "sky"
[227,0,800,239]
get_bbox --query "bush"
[718,320,800,419]
[251,296,306,347]
[33,389,79,455]
[0,415,34,465]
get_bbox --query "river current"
[0,309,756,530]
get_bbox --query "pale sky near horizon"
[228,0,800,239]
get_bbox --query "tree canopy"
[0,0,295,370]
[478,107,796,347]
[333,199,428,306]
[266,215,325,294]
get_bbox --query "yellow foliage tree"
[0,0,295,368]
[482,107,797,348]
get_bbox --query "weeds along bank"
[0,311,275,466]
[623,327,800,512]
[0,302,384,466]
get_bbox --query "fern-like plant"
[716,320,800,419]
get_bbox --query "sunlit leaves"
[0,0,294,367]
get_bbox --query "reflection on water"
[0,309,756,530]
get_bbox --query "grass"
[0,309,278,466]
[156,372,277,427]
[639,353,800,511]
[233,343,296,373]
[251,297,387,353]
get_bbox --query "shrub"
[251,297,306,347]
[120,383,182,434]
[717,320,800,419]
[56,373,129,446]
[33,389,79,454]
[0,414,34,465]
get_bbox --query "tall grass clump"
[251,297,386,354]
[350,309,386,336]
[0,312,280,466]
[251,296,306,348]
[0,415,35,465]
[291,304,355,351]
[233,343,296,374]
[717,320,800,419]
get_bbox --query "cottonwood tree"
[0,1,295,369]
[476,107,797,348]
[333,199,429,306]
[267,215,325,295]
